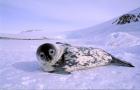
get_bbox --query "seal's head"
[36,43,65,72]
[36,43,57,71]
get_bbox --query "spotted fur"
[54,46,112,72]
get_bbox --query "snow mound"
[106,32,140,48]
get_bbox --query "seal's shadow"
[12,61,41,72]
[13,61,71,75]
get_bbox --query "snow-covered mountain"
[112,13,140,25]
[19,29,65,39]
[112,7,140,25]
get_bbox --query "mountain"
[113,7,140,25]
[19,30,64,39]
[112,13,140,25]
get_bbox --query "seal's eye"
[49,49,55,56]
[40,52,46,60]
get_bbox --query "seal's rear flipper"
[111,57,134,67]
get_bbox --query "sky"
[0,0,140,34]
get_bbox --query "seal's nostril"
[50,51,53,53]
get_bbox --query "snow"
[0,8,140,89]
[106,32,140,48]
[0,38,140,89]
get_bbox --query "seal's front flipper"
[55,70,71,75]
[48,68,71,75]
[111,56,134,67]
[48,71,55,73]
[55,68,71,74]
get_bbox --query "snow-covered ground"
[0,39,140,89]
[0,8,140,89]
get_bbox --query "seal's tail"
[111,57,134,67]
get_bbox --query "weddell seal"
[36,42,134,74]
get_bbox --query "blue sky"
[0,0,140,33]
